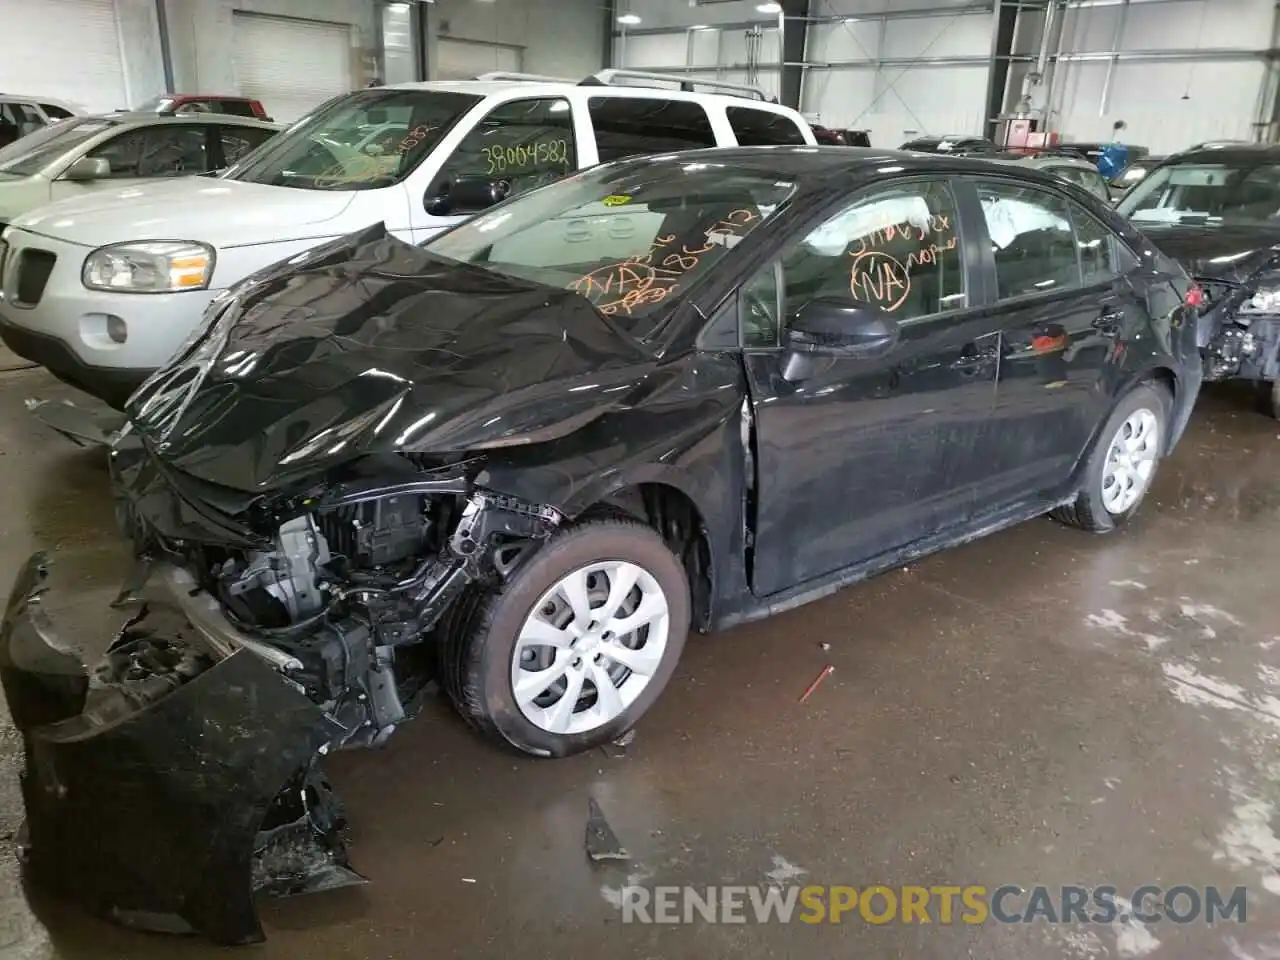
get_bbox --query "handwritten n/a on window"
[820,203,956,314]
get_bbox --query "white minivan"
[0,71,815,439]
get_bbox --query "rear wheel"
[1052,381,1170,533]
[438,519,690,757]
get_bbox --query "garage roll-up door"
[436,39,522,81]
[0,0,129,112]
[232,13,354,124]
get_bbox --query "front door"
[742,178,1002,597]
[967,178,1138,497]
[411,96,580,243]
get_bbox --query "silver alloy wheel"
[511,560,671,736]
[1101,407,1160,514]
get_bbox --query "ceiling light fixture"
[617,12,642,24]
[756,2,782,13]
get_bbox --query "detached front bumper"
[0,553,363,945]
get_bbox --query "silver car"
[0,113,281,230]
[996,153,1113,203]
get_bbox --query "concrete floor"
[1,366,1279,960]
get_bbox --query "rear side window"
[218,125,276,166]
[975,181,1079,299]
[1069,205,1141,282]
[220,101,258,118]
[588,97,716,162]
[39,103,74,120]
[1050,164,1110,202]
[727,107,807,146]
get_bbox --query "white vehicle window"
[0,118,117,177]
[429,98,576,200]
[223,88,481,191]
[88,125,210,178]
[726,107,808,146]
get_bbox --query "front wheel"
[1052,381,1171,533]
[439,519,690,757]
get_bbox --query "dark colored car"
[1109,154,1166,200]
[132,94,273,122]
[0,147,1202,944]
[900,134,996,154]
[1116,143,1280,416]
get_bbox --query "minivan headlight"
[83,241,214,293]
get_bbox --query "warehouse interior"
[1,0,1280,958]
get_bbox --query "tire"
[438,518,691,758]
[1051,381,1171,533]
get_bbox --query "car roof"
[378,79,799,114]
[605,145,1108,191]
[1008,154,1100,171]
[1167,142,1280,163]
[103,112,281,130]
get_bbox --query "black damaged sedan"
[0,147,1202,943]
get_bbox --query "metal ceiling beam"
[983,0,1018,140]
[610,3,994,37]
[779,0,809,110]
[627,47,1278,74]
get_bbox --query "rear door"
[963,177,1142,498]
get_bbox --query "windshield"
[0,117,116,177]
[222,89,480,191]
[1117,161,1280,225]
[426,161,794,337]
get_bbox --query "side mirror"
[786,297,901,358]
[425,175,510,216]
[61,156,110,181]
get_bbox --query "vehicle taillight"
[1185,285,1205,308]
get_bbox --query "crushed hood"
[124,224,655,492]
[12,177,356,249]
[1138,222,1280,282]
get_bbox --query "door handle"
[1093,309,1123,336]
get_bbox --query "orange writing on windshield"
[571,208,760,316]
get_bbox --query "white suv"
[0,71,814,422]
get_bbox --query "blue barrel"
[1097,142,1130,179]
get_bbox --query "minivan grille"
[13,249,56,306]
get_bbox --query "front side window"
[727,107,808,146]
[0,118,118,178]
[1116,160,1280,226]
[426,162,794,338]
[975,181,1079,299]
[741,181,964,349]
[589,97,717,163]
[431,98,575,198]
[222,89,481,191]
[88,125,210,178]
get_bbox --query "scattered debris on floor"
[585,797,629,862]
[818,641,831,651]
[798,664,835,703]
[600,728,635,759]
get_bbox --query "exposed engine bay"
[1195,278,1280,385]
[0,445,565,945]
